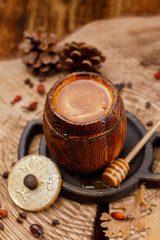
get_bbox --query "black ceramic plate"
[18,112,160,204]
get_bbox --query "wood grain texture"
[0,61,97,239]
[0,0,160,57]
[0,15,160,239]
[43,72,127,174]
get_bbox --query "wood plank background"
[0,0,160,57]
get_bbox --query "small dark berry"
[24,78,30,84]
[52,219,59,226]
[115,83,124,92]
[145,102,151,109]
[3,172,9,179]
[0,222,4,230]
[19,212,27,219]
[146,120,153,127]
[16,217,23,224]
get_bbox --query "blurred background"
[0,0,160,58]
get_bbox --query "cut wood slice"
[8,155,62,211]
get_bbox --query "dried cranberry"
[154,71,160,80]
[37,84,45,95]
[11,95,22,104]
[22,101,38,111]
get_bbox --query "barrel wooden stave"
[43,72,127,174]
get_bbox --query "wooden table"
[0,16,160,239]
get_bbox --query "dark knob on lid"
[24,174,38,190]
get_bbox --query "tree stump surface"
[0,16,160,239]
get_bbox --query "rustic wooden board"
[0,16,160,239]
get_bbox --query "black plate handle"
[139,132,160,187]
[18,119,43,159]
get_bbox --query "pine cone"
[56,42,106,73]
[19,27,60,76]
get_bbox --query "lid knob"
[24,174,38,190]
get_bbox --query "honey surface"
[54,79,112,123]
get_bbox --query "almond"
[111,211,126,220]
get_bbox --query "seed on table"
[16,217,23,224]
[146,120,153,127]
[145,102,151,109]
[115,83,124,92]
[3,172,9,179]
[30,224,43,238]
[52,219,59,226]
[0,222,4,230]
[19,212,27,219]
[24,78,31,84]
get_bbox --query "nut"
[111,211,126,220]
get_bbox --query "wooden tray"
[18,112,160,204]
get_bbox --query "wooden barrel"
[43,72,127,174]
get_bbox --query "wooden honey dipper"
[102,120,160,187]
